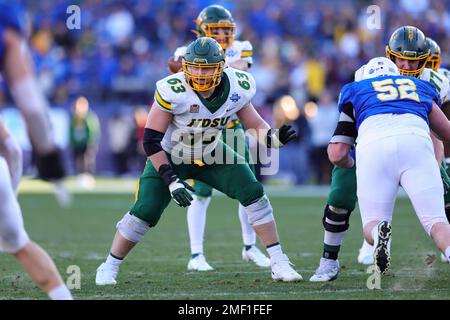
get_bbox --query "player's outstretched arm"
[237,102,296,148]
[429,102,450,143]
[327,142,353,168]
[3,29,66,184]
[144,103,194,207]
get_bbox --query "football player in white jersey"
[424,37,450,262]
[170,5,270,271]
[95,37,302,285]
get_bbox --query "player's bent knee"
[322,204,352,233]
[0,216,29,254]
[244,195,274,226]
[116,212,150,243]
[236,181,264,207]
[423,216,449,236]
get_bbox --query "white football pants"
[356,134,448,236]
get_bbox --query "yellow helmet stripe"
[240,50,253,58]
[155,89,172,111]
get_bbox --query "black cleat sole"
[374,221,392,275]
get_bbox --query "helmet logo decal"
[193,58,208,63]
[408,28,414,42]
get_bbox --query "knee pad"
[322,204,352,233]
[0,158,29,253]
[116,212,150,243]
[244,195,274,226]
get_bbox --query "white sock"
[324,230,347,246]
[361,239,374,252]
[106,253,123,271]
[371,225,379,246]
[445,247,450,262]
[238,204,256,246]
[187,195,211,255]
[266,244,283,260]
[48,284,73,300]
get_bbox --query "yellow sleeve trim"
[134,178,141,203]
[241,50,253,58]
[155,89,172,111]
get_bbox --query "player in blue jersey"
[328,57,450,274]
[0,1,72,299]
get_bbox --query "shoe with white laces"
[373,221,392,275]
[242,246,271,268]
[270,254,303,282]
[309,258,340,282]
[441,253,449,263]
[357,240,375,265]
[187,254,214,271]
[95,262,118,285]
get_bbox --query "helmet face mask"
[182,60,224,91]
[385,26,430,78]
[425,37,441,72]
[199,21,236,49]
[195,5,236,50]
[182,37,225,92]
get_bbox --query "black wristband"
[158,164,178,186]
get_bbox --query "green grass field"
[1,179,449,300]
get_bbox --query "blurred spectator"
[307,91,339,185]
[128,107,148,172]
[69,96,100,188]
[108,111,133,176]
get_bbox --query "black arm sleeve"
[330,102,357,145]
[143,128,164,157]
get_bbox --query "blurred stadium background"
[3,0,450,185]
[2,0,450,300]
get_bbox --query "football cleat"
[242,246,271,268]
[95,262,118,286]
[357,240,375,265]
[270,254,303,282]
[309,258,340,282]
[441,253,449,263]
[373,221,392,275]
[187,254,214,271]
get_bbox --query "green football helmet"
[194,5,236,50]
[182,37,225,92]
[386,26,430,77]
[425,37,441,72]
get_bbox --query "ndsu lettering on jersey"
[187,116,231,128]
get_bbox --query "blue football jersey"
[0,1,26,64]
[338,75,442,130]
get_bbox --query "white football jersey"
[173,40,253,67]
[438,67,450,81]
[420,68,450,103]
[154,67,256,162]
